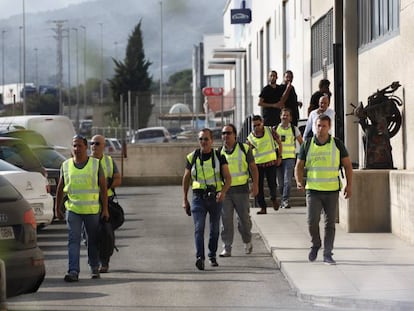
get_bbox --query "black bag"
[97,220,115,259]
[108,196,125,230]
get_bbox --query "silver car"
[132,127,172,143]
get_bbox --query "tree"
[167,69,192,94]
[109,21,153,129]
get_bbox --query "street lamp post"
[1,30,5,100]
[98,22,103,106]
[34,48,38,87]
[80,25,87,117]
[22,0,26,115]
[159,1,163,125]
[72,27,80,130]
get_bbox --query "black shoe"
[195,257,205,270]
[272,199,279,211]
[308,247,319,262]
[64,271,79,282]
[257,208,267,214]
[323,255,336,265]
[209,257,219,267]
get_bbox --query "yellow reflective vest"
[276,124,296,159]
[305,137,341,191]
[220,143,249,186]
[100,154,114,197]
[187,150,223,191]
[247,127,277,164]
[62,157,101,214]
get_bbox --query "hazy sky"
[0,0,88,20]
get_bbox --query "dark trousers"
[256,164,277,208]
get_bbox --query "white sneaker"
[244,242,253,254]
[219,249,231,257]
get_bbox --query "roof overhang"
[212,48,246,59]
[208,60,236,70]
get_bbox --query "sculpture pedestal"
[339,170,390,232]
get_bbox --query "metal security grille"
[358,0,400,48]
[311,9,333,75]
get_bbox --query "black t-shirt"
[280,83,299,126]
[259,84,284,126]
[185,150,228,170]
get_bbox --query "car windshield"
[0,159,22,171]
[32,148,66,169]
[0,141,44,173]
[0,131,48,146]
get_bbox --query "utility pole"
[50,19,67,115]
[65,28,71,118]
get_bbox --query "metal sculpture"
[348,81,403,169]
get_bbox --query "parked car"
[105,138,122,156]
[0,115,76,158]
[0,137,46,176]
[0,175,46,297]
[30,145,67,202]
[0,159,54,228]
[131,127,172,143]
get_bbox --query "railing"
[238,114,253,143]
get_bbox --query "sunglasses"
[72,134,87,145]
[222,131,233,135]
[90,141,101,146]
[198,137,210,142]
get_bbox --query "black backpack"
[97,219,116,260]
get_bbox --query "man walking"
[308,79,331,116]
[280,70,302,126]
[219,124,258,257]
[182,128,232,270]
[55,135,109,282]
[276,108,303,209]
[258,70,292,126]
[247,115,282,214]
[303,94,335,139]
[90,134,122,273]
[295,115,353,264]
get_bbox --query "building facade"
[212,0,412,170]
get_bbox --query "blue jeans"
[277,158,296,202]
[66,210,100,274]
[191,193,222,260]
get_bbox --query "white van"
[0,115,76,157]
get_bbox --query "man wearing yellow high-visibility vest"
[219,124,258,257]
[247,115,283,215]
[55,135,109,282]
[295,115,353,265]
[276,108,303,209]
[90,134,122,273]
[182,128,232,270]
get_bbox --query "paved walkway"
[251,206,414,311]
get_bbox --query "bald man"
[90,135,122,273]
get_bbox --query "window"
[311,9,333,75]
[358,0,399,48]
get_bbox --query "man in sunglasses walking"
[182,128,232,270]
[90,135,122,273]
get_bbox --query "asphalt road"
[7,186,351,311]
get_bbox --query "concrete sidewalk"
[251,206,414,311]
